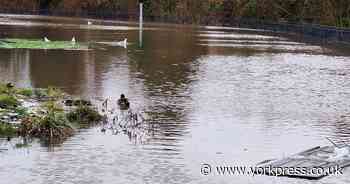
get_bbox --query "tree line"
[0,0,349,27]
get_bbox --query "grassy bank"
[0,39,86,50]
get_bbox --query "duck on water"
[102,94,130,111]
[118,94,130,110]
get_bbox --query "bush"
[67,105,102,124]
[0,94,20,109]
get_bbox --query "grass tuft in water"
[14,106,29,118]
[67,105,102,125]
[16,88,33,97]
[0,123,17,137]
[19,100,73,141]
[33,87,65,100]
[47,87,65,99]
[0,94,20,109]
[19,113,74,141]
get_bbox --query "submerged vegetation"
[19,113,74,141]
[0,82,102,142]
[16,88,33,97]
[33,87,65,101]
[0,39,84,50]
[67,105,102,125]
[0,94,20,109]
[0,123,17,136]
[14,107,29,118]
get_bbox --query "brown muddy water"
[0,14,350,184]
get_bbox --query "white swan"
[88,21,92,25]
[116,38,127,48]
[44,37,50,42]
[71,37,76,43]
[97,38,128,48]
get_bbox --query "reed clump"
[0,94,20,109]
[0,123,17,137]
[0,83,103,143]
[67,105,102,125]
[19,114,74,141]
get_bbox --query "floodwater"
[1,14,350,184]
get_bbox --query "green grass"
[0,83,15,95]
[42,101,63,114]
[47,87,64,99]
[0,39,85,50]
[67,105,102,124]
[0,82,101,143]
[34,88,48,98]
[16,88,33,97]
[19,113,74,141]
[0,83,7,94]
[17,100,74,141]
[0,123,17,136]
[14,107,28,117]
[0,94,20,109]
[15,142,32,148]
[33,87,64,100]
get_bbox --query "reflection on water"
[0,49,31,87]
[0,15,350,184]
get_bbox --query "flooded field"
[1,14,350,184]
